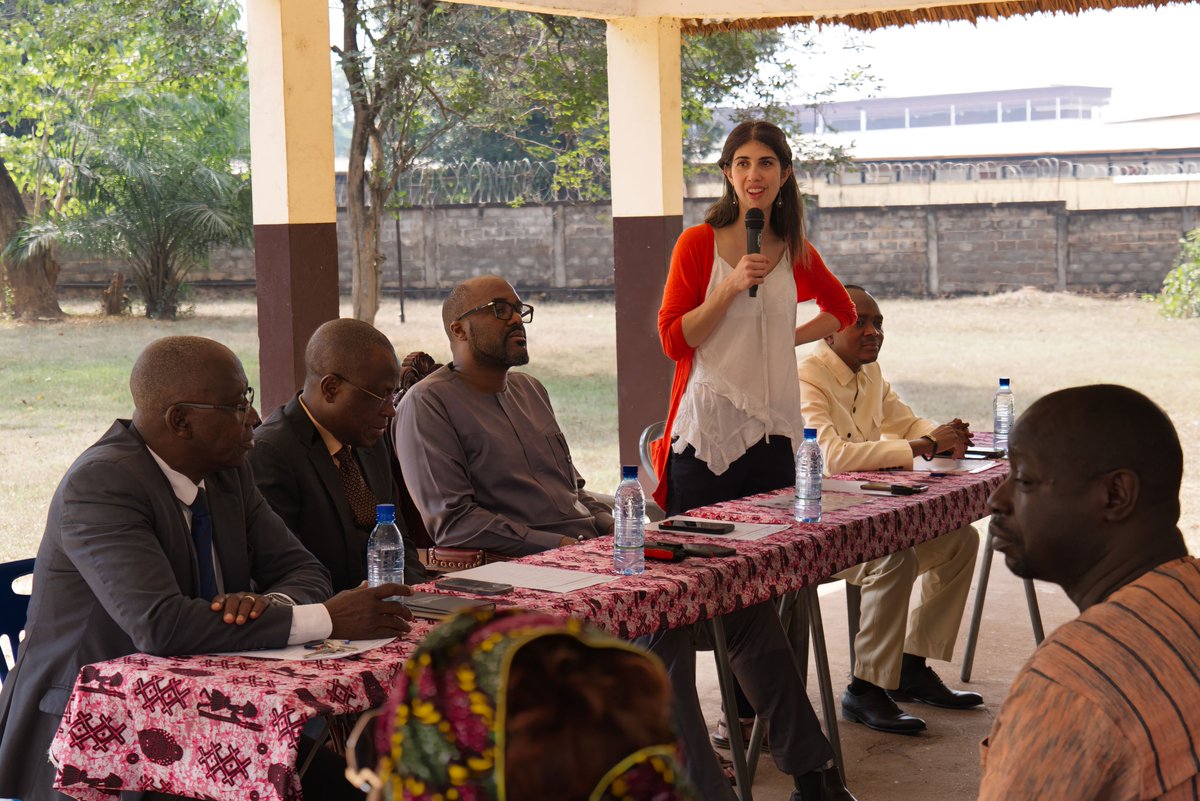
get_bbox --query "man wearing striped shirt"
[980,384,1198,800]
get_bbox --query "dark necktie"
[189,489,219,602]
[336,445,377,529]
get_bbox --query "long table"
[49,463,1007,801]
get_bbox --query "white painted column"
[606,17,684,221]
[246,0,336,227]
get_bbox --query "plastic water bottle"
[795,428,823,523]
[367,503,405,588]
[613,465,646,576]
[992,378,1015,453]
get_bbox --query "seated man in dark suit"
[250,318,425,588]
[0,335,411,801]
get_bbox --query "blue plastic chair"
[0,558,35,682]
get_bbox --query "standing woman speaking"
[651,120,856,516]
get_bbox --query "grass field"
[2,288,1197,561]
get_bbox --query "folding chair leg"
[708,616,754,801]
[805,586,846,780]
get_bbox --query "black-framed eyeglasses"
[333,374,402,408]
[175,387,256,424]
[454,299,534,324]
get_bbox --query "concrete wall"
[56,198,1199,296]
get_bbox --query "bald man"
[0,336,411,801]
[979,385,1198,801]
[396,277,855,801]
[250,319,426,589]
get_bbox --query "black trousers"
[665,435,795,517]
[666,435,796,717]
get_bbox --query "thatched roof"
[682,0,1189,33]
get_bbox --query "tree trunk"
[0,157,64,319]
[341,0,384,326]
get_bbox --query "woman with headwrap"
[368,608,694,801]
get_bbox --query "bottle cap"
[803,427,817,440]
[999,377,1010,388]
[621,465,638,480]
[375,503,396,523]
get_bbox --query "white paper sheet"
[753,493,874,513]
[448,562,620,593]
[646,515,790,541]
[908,458,1000,474]
[214,637,395,661]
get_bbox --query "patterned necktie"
[336,445,377,529]
[189,489,219,602]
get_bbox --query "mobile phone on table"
[658,518,735,535]
[435,577,515,596]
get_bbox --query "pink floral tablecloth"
[51,462,1006,800]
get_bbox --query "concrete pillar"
[606,17,683,479]
[1055,207,1069,291]
[246,0,339,411]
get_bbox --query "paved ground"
[695,530,1079,801]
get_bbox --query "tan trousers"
[836,524,979,689]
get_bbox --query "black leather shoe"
[789,766,859,801]
[841,685,926,734]
[891,665,984,709]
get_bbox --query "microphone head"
[744,208,765,229]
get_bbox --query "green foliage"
[1156,228,1200,319]
[0,0,247,317]
[8,93,252,319]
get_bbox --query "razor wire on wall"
[336,157,1200,208]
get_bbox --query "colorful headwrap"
[375,608,695,801]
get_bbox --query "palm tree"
[6,93,251,319]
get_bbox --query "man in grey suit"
[250,319,425,589]
[0,336,412,801]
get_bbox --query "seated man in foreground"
[798,285,982,735]
[250,318,425,588]
[980,384,1198,800]
[395,275,854,801]
[0,336,411,801]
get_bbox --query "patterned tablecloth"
[50,462,1007,801]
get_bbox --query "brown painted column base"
[613,214,682,483]
[253,222,340,413]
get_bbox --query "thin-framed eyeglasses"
[333,374,403,408]
[175,387,256,424]
[454,299,534,324]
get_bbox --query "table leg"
[708,616,754,801]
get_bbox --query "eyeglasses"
[175,386,256,424]
[333,374,403,408]
[454,299,534,324]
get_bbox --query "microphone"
[744,208,764,298]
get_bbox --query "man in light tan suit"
[798,285,982,736]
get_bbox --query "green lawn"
[2,289,1196,561]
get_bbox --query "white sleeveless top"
[671,245,805,476]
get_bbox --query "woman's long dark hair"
[705,120,808,267]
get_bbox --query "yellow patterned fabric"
[376,608,694,801]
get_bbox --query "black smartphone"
[435,577,515,596]
[658,518,735,535]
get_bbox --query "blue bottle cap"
[803,427,817,440]
[999,377,1010,387]
[375,503,396,523]
[622,465,638,480]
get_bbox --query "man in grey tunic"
[394,275,855,801]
